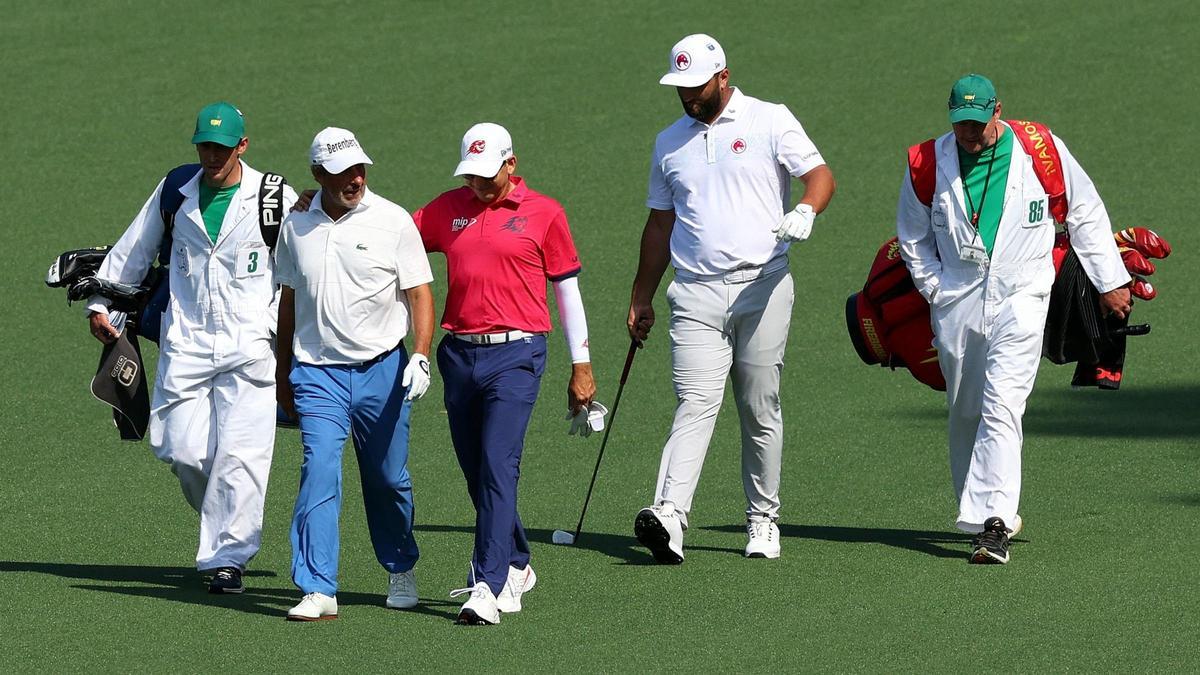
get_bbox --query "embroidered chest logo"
[452,216,477,232]
[731,138,747,154]
[675,52,691,70]
[356,244,368,251]
[501,216,528,233]
[467,140,486,155]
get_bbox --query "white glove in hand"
[772,203,815,243]
[566,401,610,437]
[402,353,431,401]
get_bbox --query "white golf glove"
[772,203,815,243]
[565,401,609,437]
[402,353,431,401]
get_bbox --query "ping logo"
[731,138,747,154]
[111,356,138,387]
[260,174,284,226]
[451,216,476,232]
[468,140,486,155]
[210,119,222,127]
[675,51,691,70]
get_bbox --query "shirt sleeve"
[542,206,582,281]
[645,138,674,210]
[274,216,297,288]
[394,207,435,290]
[88,180,170,314]
[896,160,943,303]
[412,199,441,253]
[1055,133,1130,294]
[774,104,826,178]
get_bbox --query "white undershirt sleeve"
[552,276,590,364]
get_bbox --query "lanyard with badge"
[959,145,996,265]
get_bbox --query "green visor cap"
[948,74,996,124]
[191,102,245,146]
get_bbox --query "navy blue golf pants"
[289,346,419,596]
[438,334,545,595]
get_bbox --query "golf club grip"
[572,340,640,539]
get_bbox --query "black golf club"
[552,338,640,546]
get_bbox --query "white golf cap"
[310,126,373,174]
[659,34,726,87]
[453,122,513,177]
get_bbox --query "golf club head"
[551,529,576,545]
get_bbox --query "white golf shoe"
[451,582,500,625]
[287,592,338,621]
[745,519,781,559]
[634,503,685,564]
[386,569,418,609]
[496,564,537,613]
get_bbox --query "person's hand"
[772,203,815,243]
[277,374,298,422]
[1099,286,1133,320]
[628,301,655,343]
[89,311,120,344]
[291,189,317,213]
[567,362,596,414]
[402,353,431,401]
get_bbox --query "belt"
[450,330,545,345]
[673,255,789,285]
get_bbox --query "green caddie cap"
[191,102,245,147]
[948,74,997,124]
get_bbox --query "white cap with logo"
[310,127,374,174]
[659,34,726,87]
[453,122,513,177]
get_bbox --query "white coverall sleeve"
[895,165,943,303]
[1055,135,1131,294]
[87,180,169,315]
[552,276,590,364]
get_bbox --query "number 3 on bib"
[236,246,267,279]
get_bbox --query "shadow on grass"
[0,561,459,620]
[1023,383,1200,439]
[414,524,688,565]
[701,524,973,559]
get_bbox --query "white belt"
[673,255,789,285]
[450,330,544,345]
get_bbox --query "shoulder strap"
[157,163,200,265]
[906,139,937,207]
[1005,120,1068,224]
[257,173,287,250]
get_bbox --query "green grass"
[2,0,1198,671]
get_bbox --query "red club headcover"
[1119,248,1157,276]
[1114,227,1172,259]
[1130,276,1157,301]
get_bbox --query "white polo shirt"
[647,87,826,275]
[276,187,433,365]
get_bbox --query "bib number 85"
[1028,199,1045,223]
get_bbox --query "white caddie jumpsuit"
[89,161,297,569]
[896,124,1129,532]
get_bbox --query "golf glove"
[402,353,431,401]
[566,401,609,437]
[772,203,815,243]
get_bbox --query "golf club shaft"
[571,339,639,540]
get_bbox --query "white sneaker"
[634,503,685,564]
[287,592,338,621]
[745,519,781,559]
[386,569,418,609]
[1008,514,1024,538]
[495,564,537,613]
[450,582,500,625]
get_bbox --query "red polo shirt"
[414,177,582,334]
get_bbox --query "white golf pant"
[932,272,1049,533]
[148,350,276,570]
[653,260,794,527]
